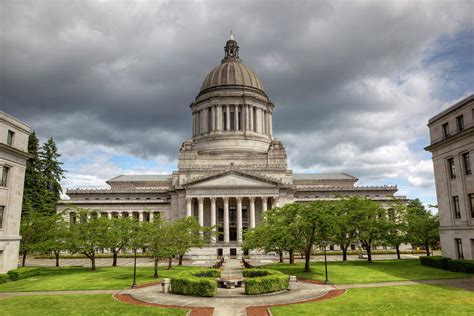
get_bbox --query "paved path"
[336,277,474,291]
[120,281,332,316]
[0,289,118,300]
[220,259,244,279]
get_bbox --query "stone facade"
[0,112,31,273]
[58,37,404,259]
[425,94,474,260]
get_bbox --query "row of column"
[192,104,272,136]
[70,211,159,223]
[185,196,279,244]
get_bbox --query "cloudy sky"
[2,0,473,206]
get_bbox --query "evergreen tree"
[22,131,47,217]
[39,137,65,215]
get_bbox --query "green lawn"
[264,259,472,284]
[0,266,200,292]
[0,294,185,316]
[271,284,474,315]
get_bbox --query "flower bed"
[243,268,289,295]
[170,269,220,297]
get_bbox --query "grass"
[263,259,472,284]
[0,266,200,292]
[0,294,185,316]
[271,284,474,315]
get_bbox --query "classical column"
[269,112,273,137]
[223,197,230,243]
[226,105,230,131]
[249,197,256,229]
[249,105,254,132]
[139,211,144,222]
[273,196,280,208]
[198,197,204,227]
[216,105,222,131]
[211,106,216,132]
[237,197,243,243]
[234,105,239,131]
[149,212,154,221]
[262,197,268,213]
[210,197,217,244]
[186,198,192,217]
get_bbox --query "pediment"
[186,172,278,188]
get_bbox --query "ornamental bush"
[447,260,474,273]
[7,267,40,281]
[419,256,451,270]
[0,274,9,284]
[170,269,220,297]
[243,268,289,295]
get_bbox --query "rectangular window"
[457,115,464,132]
[1,166,9,187]
[469,194,474,218]
[238,111,241,130]
[70,212,77,224]
[448,158,456,179]
[7,130,14,146]
[442,123,449,138]
[0,206,4,228]
[453,196,461,219]
[208,108,212,132]
[455,238,464,260]
[253,107,257,131]
[463,152,472,175]
[223,112,227,130]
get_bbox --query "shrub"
[447,260,474,273]
[170,269,220,297]
[419,256,451,270]
[0,274,9,284]
[7,267,40,281]
[244,268,289,295]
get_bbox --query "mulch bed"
[114,293,214,316]
[245,289,346,316]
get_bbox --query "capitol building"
[58,36,402,259]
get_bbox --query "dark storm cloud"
[1,0,472,166]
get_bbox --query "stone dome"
[200,60,264,92]
[199,36,263,93]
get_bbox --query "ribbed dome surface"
[200,60,264,92]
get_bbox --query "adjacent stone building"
[58,37,404,259]
[425,94,474,260]
[0,112,31,273]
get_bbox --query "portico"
[185,195,277,244]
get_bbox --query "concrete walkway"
[336,277,474,291]
[220,259,244,279]
[0,289,118,300]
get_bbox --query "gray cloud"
[1,0,473,197]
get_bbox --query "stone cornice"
[0,143,33,160]
[295,185,398,192]
[425,126,474,152]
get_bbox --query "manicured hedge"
[419,256,451,270]
[420,256,474,273]
[7,267,41,281]
[447,260,474,273]
[0,274,9,284]
[170,269,220,297]
[243,268,289,295]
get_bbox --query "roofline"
[428,94,474,125]
[0,111,31,134]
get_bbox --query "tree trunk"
[168,257,172,269]
[178,254,183,266]
[91,253,97,271]
[55,251,60,267]
[304,246,312,272]
[22,251,27,267]
[279,251,283,263]
[289,250,294,264]
[395,245,401,259]
[425,241,430,256]
[367,245,372,263]
[112,249,118,267]
[341,245,348,261]
[154,257,159,278]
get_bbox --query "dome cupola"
[190,34,274,155]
